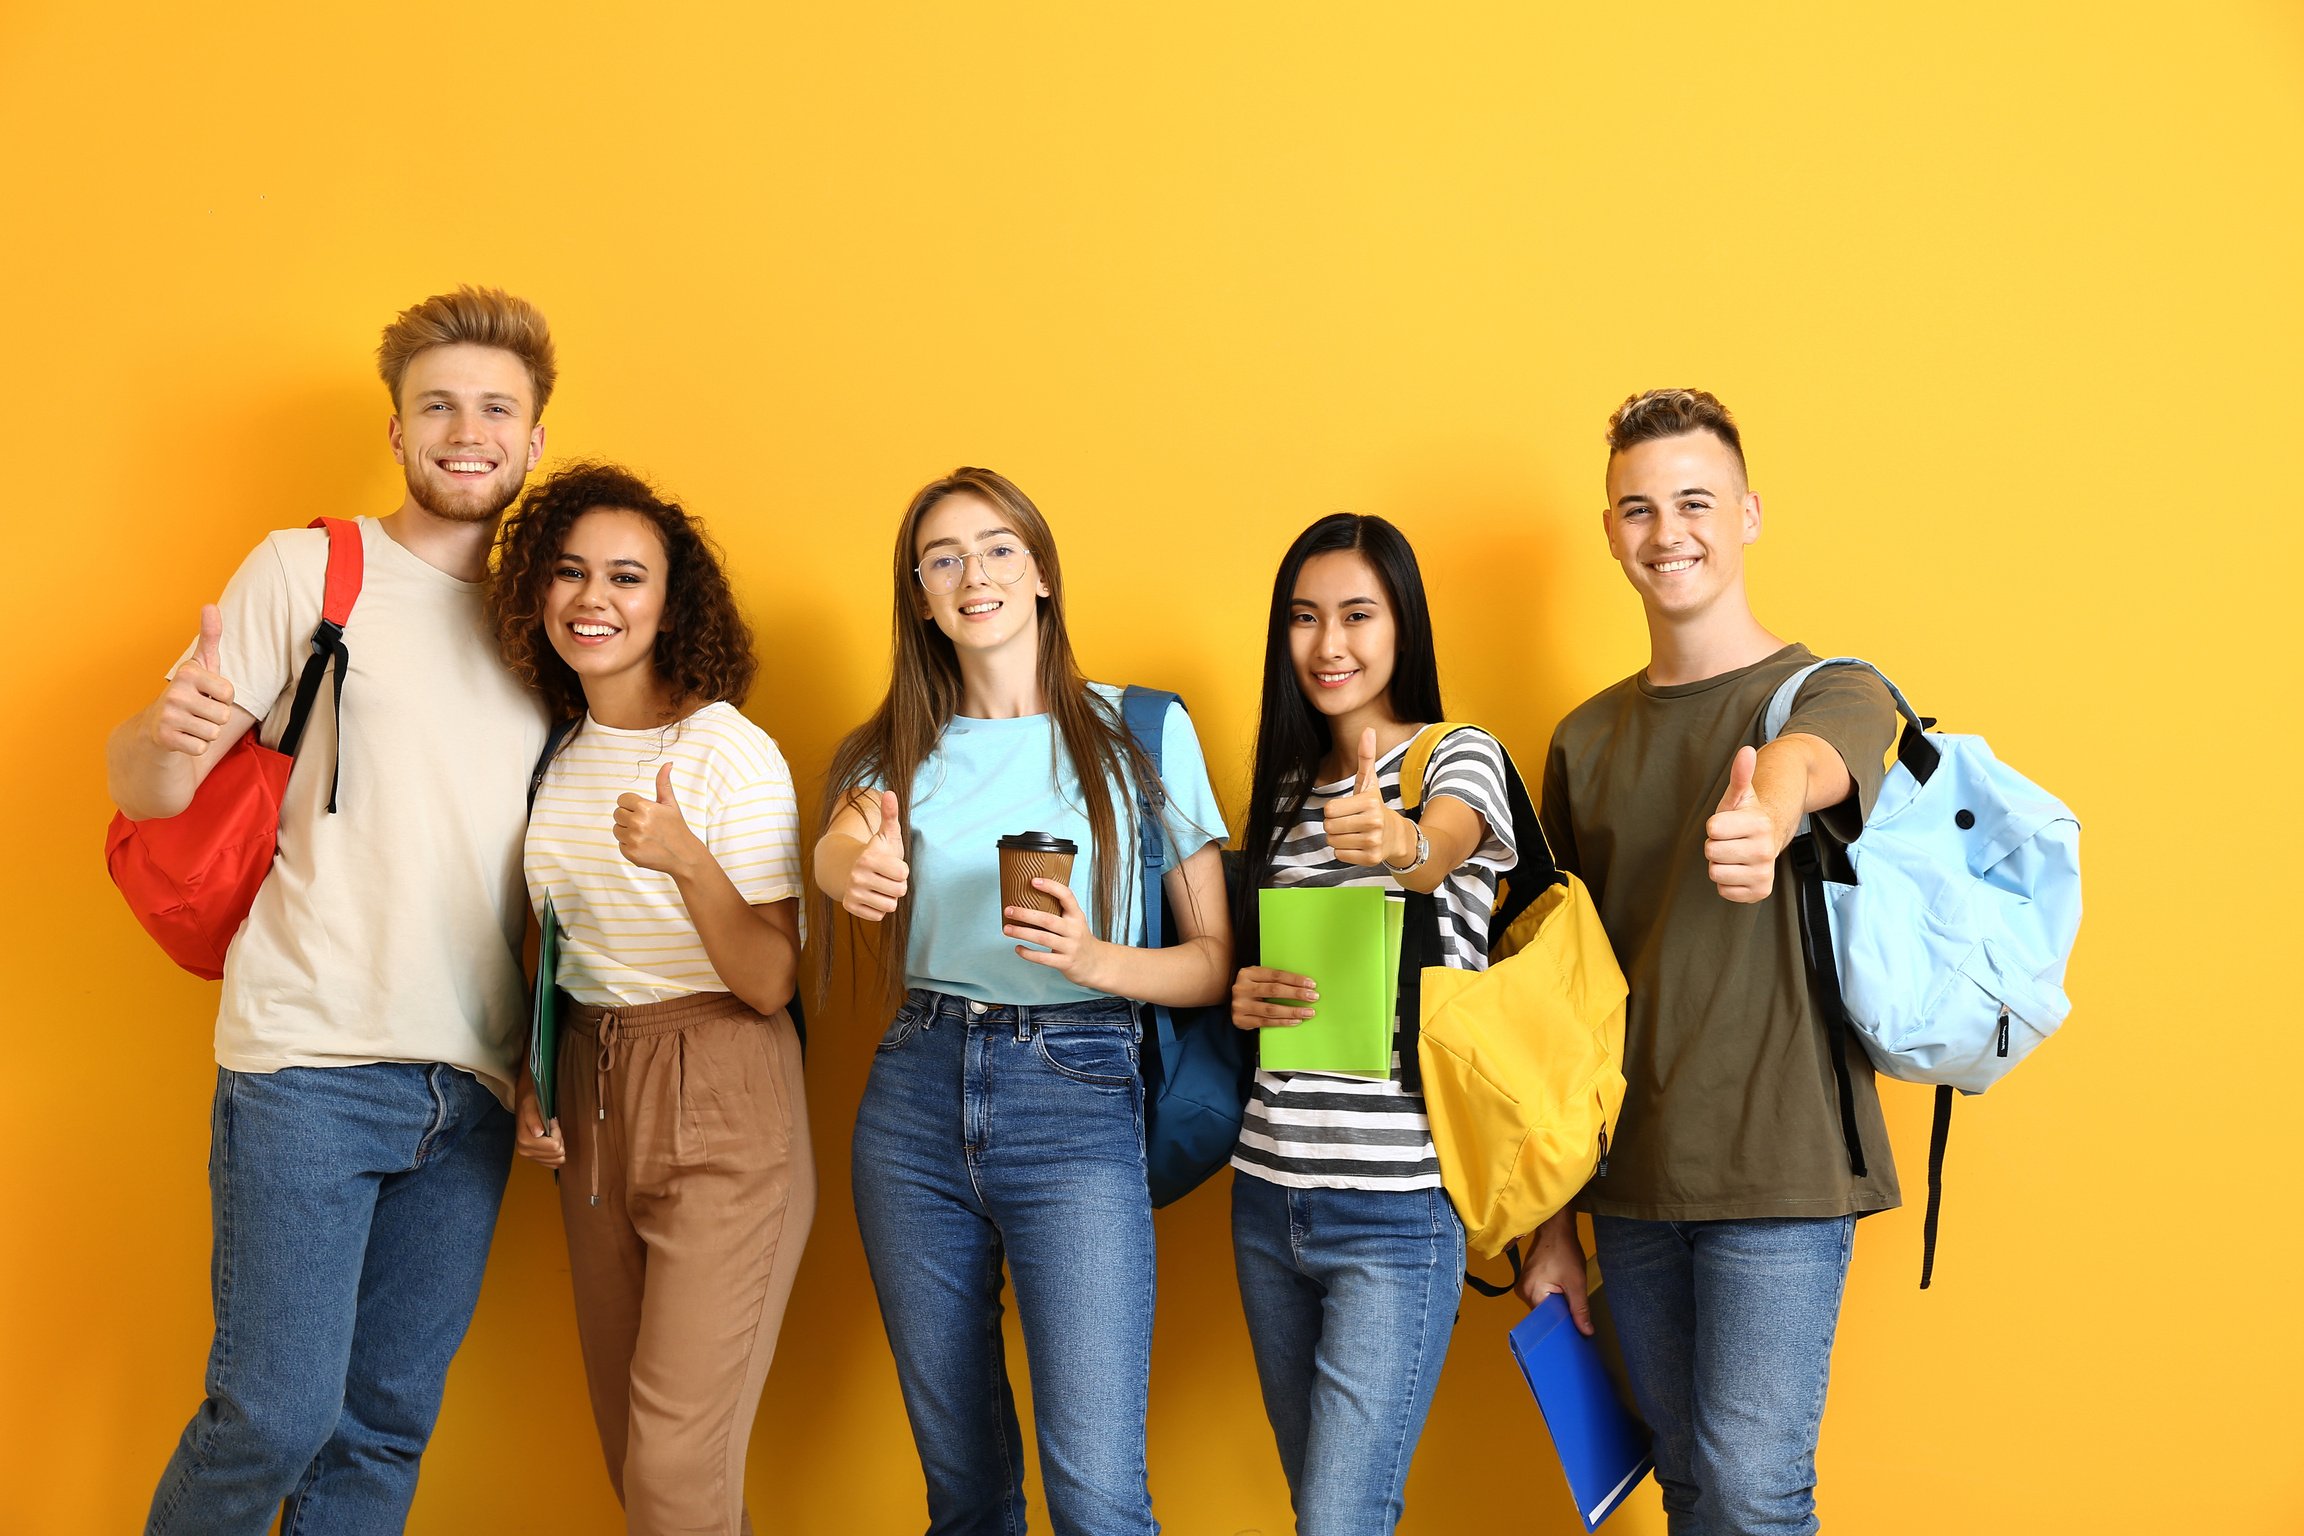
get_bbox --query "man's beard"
[406,461,524,524]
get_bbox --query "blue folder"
[1507,1292,1654,1530]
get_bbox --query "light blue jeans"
[147,1063,513,1535]
[1230,1175,1465,1536]
[851,989,1158,1536]
[1592,1214,1857,1536]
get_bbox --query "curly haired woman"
[488,461,809,1536]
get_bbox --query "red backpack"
[105,518,365,979]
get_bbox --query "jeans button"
[968,1000,987,1014]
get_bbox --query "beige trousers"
[558,991,815,1536]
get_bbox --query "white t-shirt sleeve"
[704,738,805,908]
[169,531,310,729]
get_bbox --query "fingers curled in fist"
[845,788,911,921]
[614,761,698,876]
[1704,745,1779,903]
[155,603,237,758]
[1322,726,1393,867]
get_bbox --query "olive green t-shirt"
[1540,644,1902,1220]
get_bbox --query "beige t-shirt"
[524,703,804,1008]
[177,517,547,1105]
[1540,644,1902,1221]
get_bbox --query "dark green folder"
[1256,887,1404,1078]
[528,894,563,1121]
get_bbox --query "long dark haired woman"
[1225,513,1584,1534]
[490,462,811,1536]
[812,466,1232,1535]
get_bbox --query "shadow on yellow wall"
[5,3,2300,1532]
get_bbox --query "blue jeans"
[147,1064,514,1535]
[1230,1175,1464,1536]
[1591,1214,1856,1536]
[851,989,1158,1536]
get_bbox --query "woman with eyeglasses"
[813,466,1233,1536]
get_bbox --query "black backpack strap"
[274,623,349,811]
[273,521,363,814]
[1397,886,1438,1094]
[1920,1083,1954,1289]
[1789,834,1868,1181]
[528,716,583,807]
[1463,1237,1522,1298]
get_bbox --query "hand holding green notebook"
[1256,887,1404,1078]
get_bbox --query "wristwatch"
[1384,820,1430,876]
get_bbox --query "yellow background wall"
[4,3,2297,1531]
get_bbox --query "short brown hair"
[1605,388,1745,473]
[377,286,557,416]
[488,462,756,722]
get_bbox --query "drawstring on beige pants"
[590,1010,624,1206]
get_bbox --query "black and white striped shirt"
[1231,728,1517,1191]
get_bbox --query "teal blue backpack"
[1121,686,1251,1207]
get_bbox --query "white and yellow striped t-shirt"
[525,702,803,1007]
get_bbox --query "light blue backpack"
[1763,658,2082,1287]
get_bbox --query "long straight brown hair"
[817,466,1162,999]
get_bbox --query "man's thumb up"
[195,603,224,675]
[1717,744,1758,813]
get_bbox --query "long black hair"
[1233,513,1445,953]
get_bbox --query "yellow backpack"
[1397,723,1629,1270]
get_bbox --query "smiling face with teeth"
[1287,549,1400,737]
[542,507,673,717]
[1603,429,1762,623]
[387,343,546,525]
[912,491,1049,660]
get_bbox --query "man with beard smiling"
[109,288,556,1533]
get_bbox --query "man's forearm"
[107,708,201,820]
[1754,731,1852,843]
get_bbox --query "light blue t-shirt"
[884,684,1229,1007]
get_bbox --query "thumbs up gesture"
[1322,727,1396,867]
[614,761,702,877]
[843,789,911,921]
[1703,744,1786,903]
[150,604,239,758]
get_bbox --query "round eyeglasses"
[915,541,1032,595]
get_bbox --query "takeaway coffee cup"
[998,832,1079,918]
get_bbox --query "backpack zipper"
[1995,1006,2010,1059]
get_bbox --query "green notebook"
[528,894,563,1121]
[1256,887,1404,1079]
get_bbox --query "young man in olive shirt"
[1538,390,1899,1535]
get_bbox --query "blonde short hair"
[376,286,557,416]
[1605,388,1745,474]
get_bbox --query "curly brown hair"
[488,461,757,722]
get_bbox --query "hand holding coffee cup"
[1000,832,1106,987]
[998,831,1078,916]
